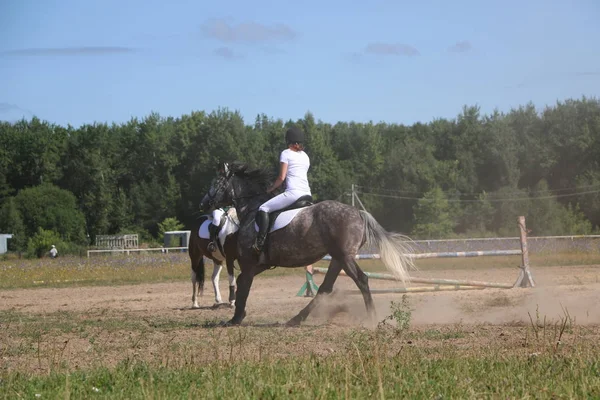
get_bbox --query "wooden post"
[514,216,536,288]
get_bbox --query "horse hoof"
[192,305,200,309]
[223,311,246,326]
[220,318,241,327]
[286,316,302,327]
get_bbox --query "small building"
[164,230,191,249]
[0,234,13,254]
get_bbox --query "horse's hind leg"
[286,258,343,326]
[341,257,376,325]
[212,262,223,305]
[191,272,199,309]
[191,257,205,309]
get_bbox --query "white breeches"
[212,209,225,226]
[259,190,311,213]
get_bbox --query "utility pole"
[350,184,367,211]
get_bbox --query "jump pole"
[297,216,535,296]
[321,249,523,261]
[311,267,515,289]
[354,286,487,294]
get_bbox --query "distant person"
[49,245,58,258]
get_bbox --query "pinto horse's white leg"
[212,263,223,305]
[191,269,201,309]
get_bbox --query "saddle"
[267,195,314,232]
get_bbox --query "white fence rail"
[86,234,600,258]
[377,235,600,255]
[87,247,187,258]
[95,234,139,249]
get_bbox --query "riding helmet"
[285,127,305,145]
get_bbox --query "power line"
[356,189,600,203]
[355,183,600,198]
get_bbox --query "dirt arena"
[2,263,599,374]
[2,263,599,326]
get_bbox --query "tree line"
[1,96,599,255]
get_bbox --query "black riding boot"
[252,211,269,254]
[207,222,221,252]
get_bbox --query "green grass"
[3,352,599,399]
[1,309,598,399]
[1,251,599,290]
[0,253,308,290]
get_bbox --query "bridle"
[207,170,268,213]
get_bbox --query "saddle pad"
[254,208,305,233]
[198,216,239,246]
[198,219,212,239]
[218,215,239,243]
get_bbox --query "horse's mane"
[229,161,274,192]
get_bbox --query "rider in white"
[252,126,312,253]
[207,207,226,252]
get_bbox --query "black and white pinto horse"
[188,208,240,308]
[200,161,416,326]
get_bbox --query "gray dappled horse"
[188,211,239,308]
[200,161,416,326]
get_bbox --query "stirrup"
[252,238,265,254]
[207,242,216,252]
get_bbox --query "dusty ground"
[2,264,599,325]
[1,264,599,374]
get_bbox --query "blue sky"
[1,0,599,127]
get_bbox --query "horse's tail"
[359,210,416,285]
[189,218,207,295]
[192,253,205,295]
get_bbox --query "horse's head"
[200,161,273,211]
[200,163,234,210]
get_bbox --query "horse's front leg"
[225,264,267,326]
[211,262,223,305]
[225,256,236,307]
[227,270,253,325]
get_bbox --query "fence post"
[514,216,536,288]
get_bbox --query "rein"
[210,168,272,216]
[231,189,267,214]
